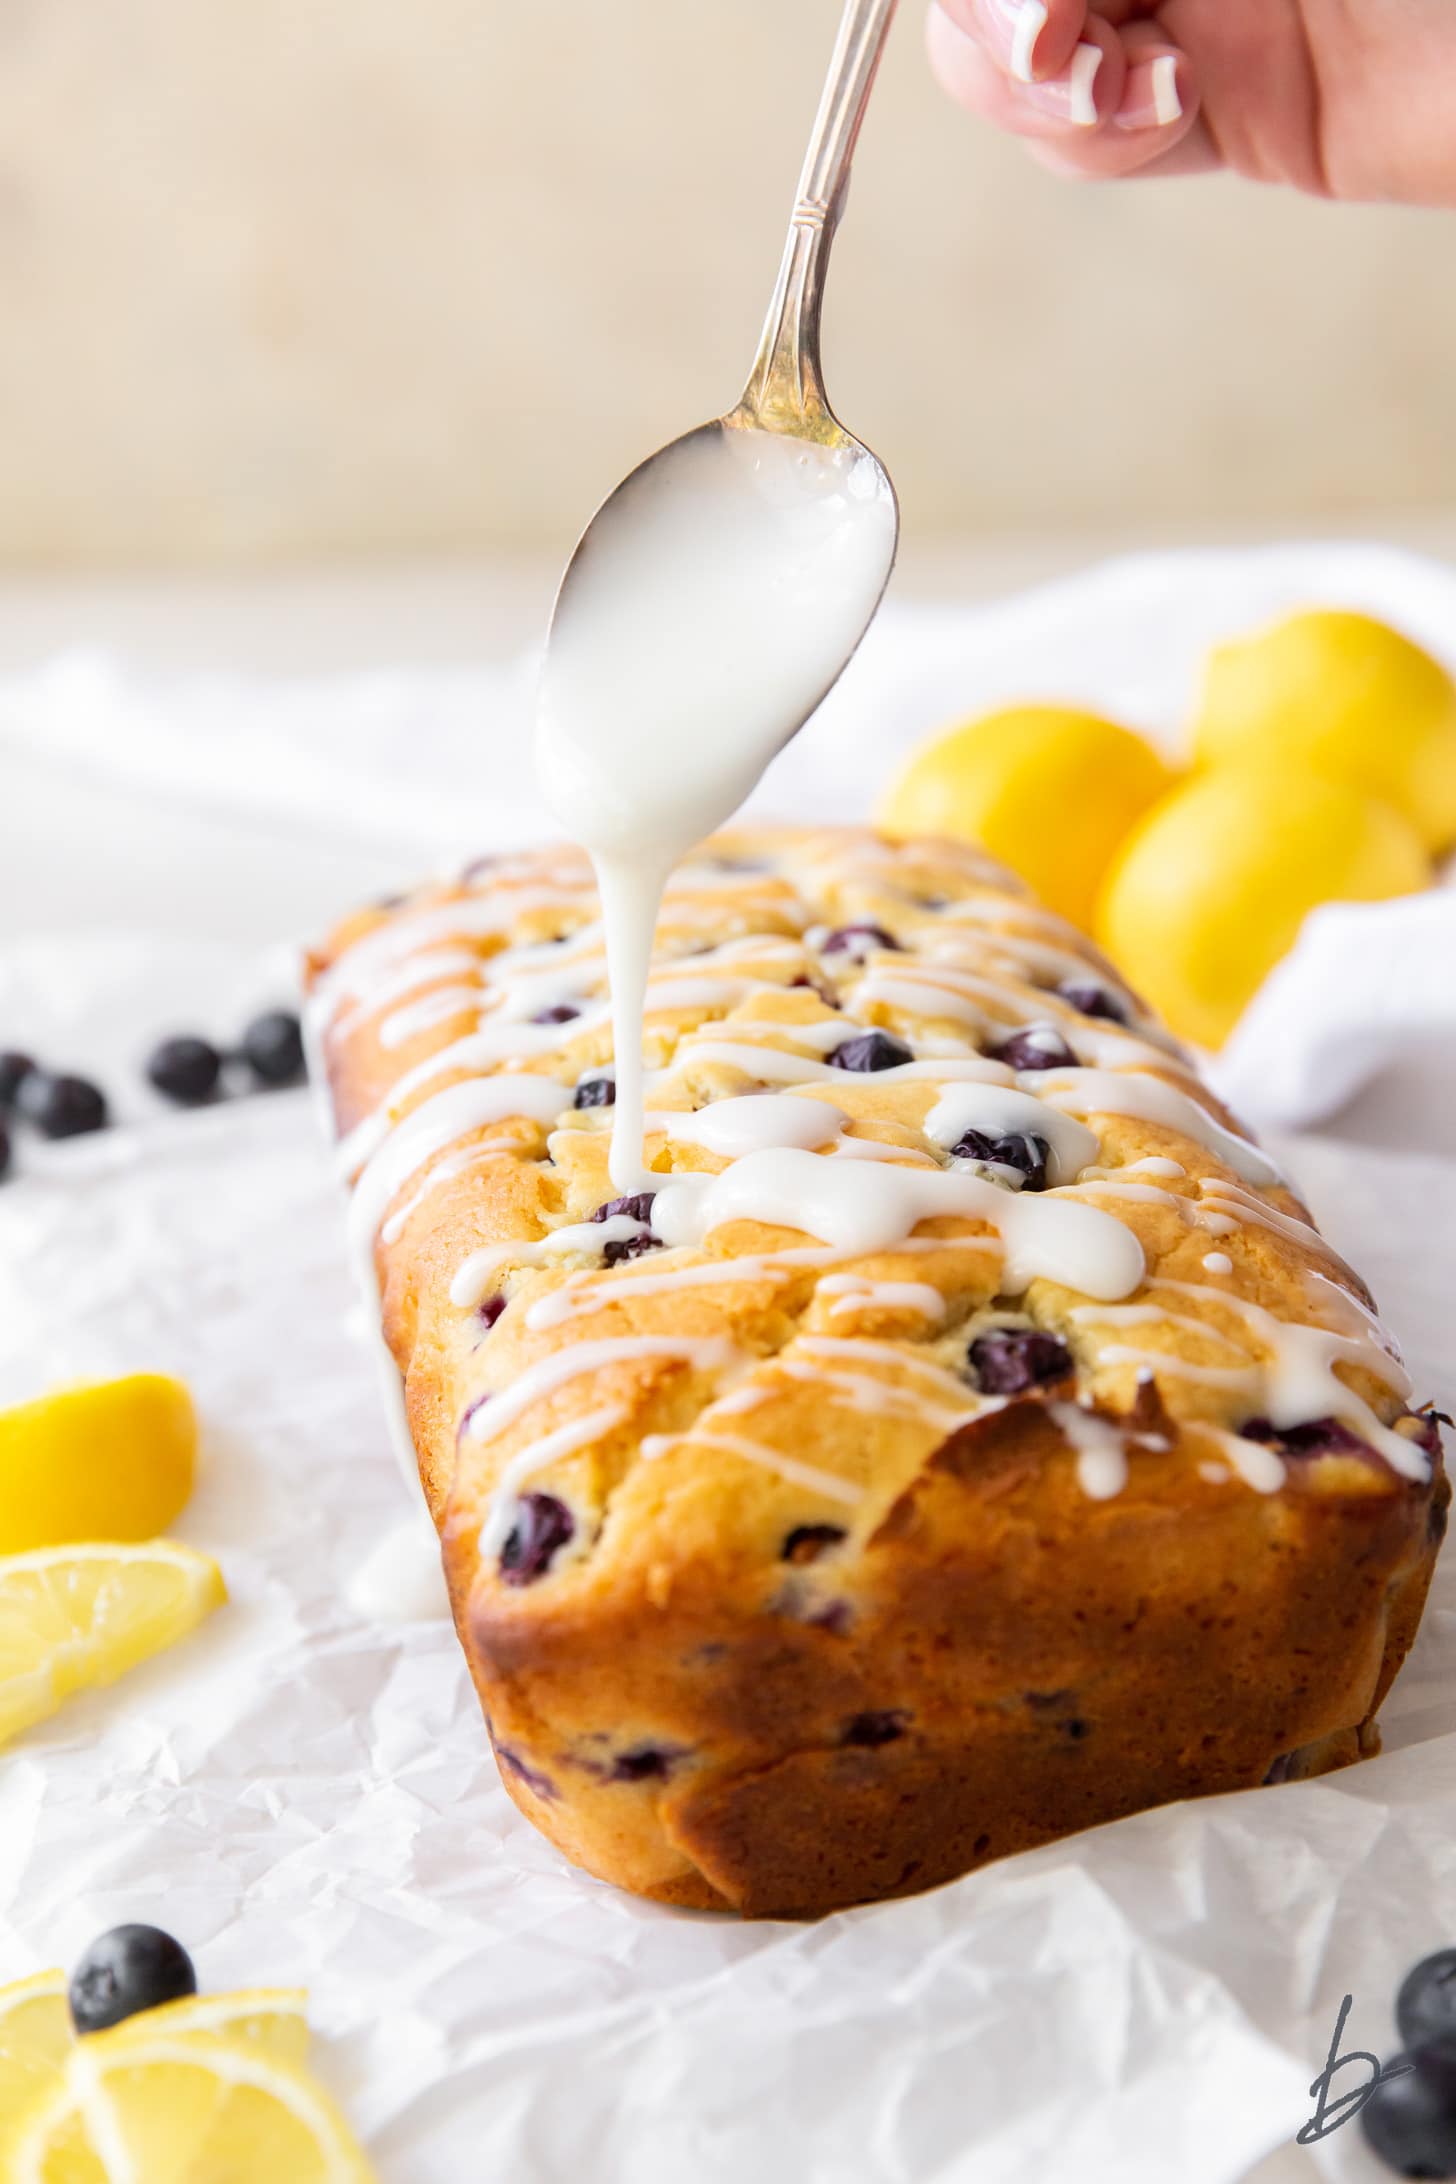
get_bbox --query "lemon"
[5,2027,375,2184]
[0,1374,197,1555]
[1096,762,1429,1047]
[0,1971,309,2134]
[0,1973,70,2117]
[879,705,1175,929]
[0,1540,225,1749]
[1194,608,1456,853]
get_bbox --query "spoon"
[536,0,901,1190]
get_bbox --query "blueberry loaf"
[307,827,1446,1918]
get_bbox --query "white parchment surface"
[2,547,1456,2182]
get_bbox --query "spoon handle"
[737,0,899,435]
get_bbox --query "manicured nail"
[1014,38,1104,126]
[1009,0,1047,84]
[1114,53,1184,130]
[1067,42,1102,126]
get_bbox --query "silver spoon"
[544,0,901,735]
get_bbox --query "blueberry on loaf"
[308,827,1446,1918]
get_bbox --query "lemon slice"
[6,2028,376,2183]
[105,1988,310,2066]
[0,1374,197,1555]
[0,1972,70,2116]
[0,1541,225,1749]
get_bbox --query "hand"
[927,0,1456,206]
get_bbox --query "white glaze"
[645,1093,846,1158]
[464,1334,741,1446]
[536,426,896,1193]
[348,1076,567,1256]
[650,1145,1144,1297]
[1046,1402,1128,1500]
[347,1516,451,1622]
[1037,1069,1281,1187]
[819,1274,947,1323]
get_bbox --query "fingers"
[933,0,1089,86]
[927,5,1125,138]
[927,1,1211,179]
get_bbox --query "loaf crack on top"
[307,825,1447,1918]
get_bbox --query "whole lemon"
[879,705,1174,930]
[1194,608,1456,852]
[1096,762,1429,1048]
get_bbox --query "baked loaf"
[307,827,1447,1918]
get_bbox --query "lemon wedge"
[5,2026,376,2184]
[0,1541,225,1749]
[0,1375,197,1555]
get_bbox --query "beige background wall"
[0,0,1452,567]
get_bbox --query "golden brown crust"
[307,827,1446,1917]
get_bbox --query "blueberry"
[821,924,900,959]
[0,1051,36,1107]
[611,1746,679,1782]
[967,1328,1073,1396]
[145,1035,222,1106]
[843,1710,908,1747]
[238,1010,305,1087]
[477,1294,507,1333]
[499,1492,575,1585]
[1399,1955,1456,2053]
[951,1127,1050,1191]
[1058,980,1128,1024]
[988,1027,1077,1073]
[532,1004,580,1025]
[1242,1416,1373,1460]
[1361,2041,1456,2179]
[0,1115,10,1182]
[592,1193,656,1226]
[16,1072,108,1139]
[69,1925,197,2034]
[574,1075,615,1110]
[591,1193,662,1267]
[782,1523,846,1565]
[495,1745,558,1800]
[828,1030,913,1073]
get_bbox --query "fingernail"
[1009,0,1047,84]
[1067,42,1102,126]
[1114,53,1184,130]
[1017,39,1103,126]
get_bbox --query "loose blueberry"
[532,1004,581,1025]
[843,1710,909,1748]
[477,1294,507,1333]
[1399,1955,1456,2053]
[1057,980,1128,1024]
[950,1127,1050,1192]
[821,923,900,959]
[987,1027,1077,1074]
[0,1051,36,1107]
[146,1035,223,1106]
[828,1030,913,1073]
[238,1010,305,1087]
[1361,2041,1456,2180]
[573,1075,615,1110]
[69,1925,197,2034]
[782,1523,846,1565]
[967,1328,1073,1396]
[499,1492,575,1585]
[16,1072,109,1139]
